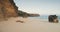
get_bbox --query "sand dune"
[0,17,60,32]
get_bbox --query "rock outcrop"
[18,10,40,18]
[0,0,18,20]
[48,15,58,23]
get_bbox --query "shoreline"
[0,17,60,32]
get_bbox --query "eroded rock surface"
[0,0,18,20]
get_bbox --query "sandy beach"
[0,17,60,32]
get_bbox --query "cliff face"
[0,0,18,19]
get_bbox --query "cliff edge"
[0,0,18,20]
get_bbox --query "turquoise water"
[29,15,48,19]
[29,15,60,20]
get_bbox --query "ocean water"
[29,15,60,21]
[29,15,48,20]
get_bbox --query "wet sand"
[0,17,60,32]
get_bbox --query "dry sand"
[0,17,60,32]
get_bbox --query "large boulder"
[0,0,18,20]
[48,15,58,23]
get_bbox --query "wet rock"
[48,15,59,23]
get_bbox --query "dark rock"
[48,15,59,23]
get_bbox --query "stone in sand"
[16,20,24,23]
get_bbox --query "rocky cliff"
[0,0,18,20]
[18,10,40,18]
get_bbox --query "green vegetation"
[18,10,40,18]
